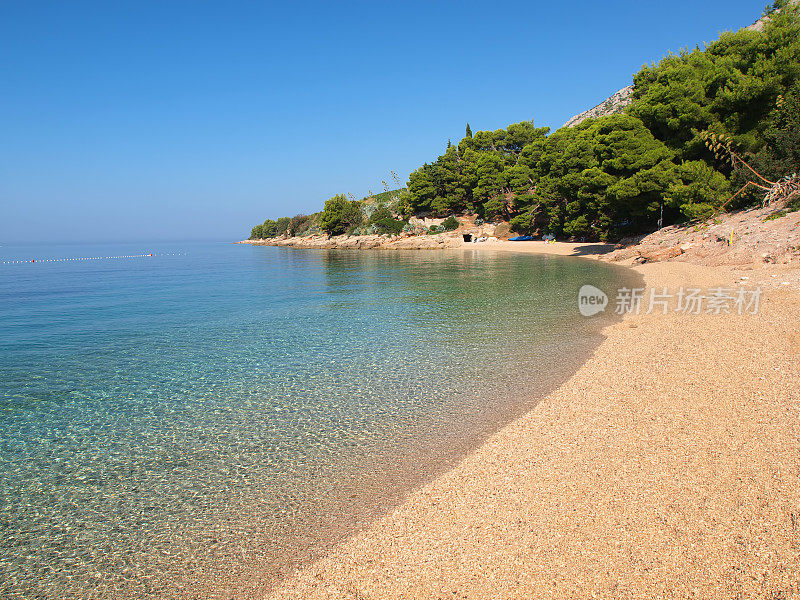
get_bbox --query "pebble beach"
[267,251,800,599]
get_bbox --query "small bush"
[373,217,407,235]
[764,210,788,221]
[369,204,393,224]
[319,194,363,235]
[441,216,459,231]
[288,214,311,236]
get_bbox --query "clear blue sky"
[1,0,764,243]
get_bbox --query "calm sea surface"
[0,242,635,599]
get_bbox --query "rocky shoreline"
[241,200,800,269]
[240,214,516,250]
[240,232,467,250]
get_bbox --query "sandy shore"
[266,255,800,599]
[464,240,617,257]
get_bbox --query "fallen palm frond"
[701,131,799,216]
[764,173,800,206]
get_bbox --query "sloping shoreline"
[265,256,800,599]
[239,234,614,253]
[241,200,800,267]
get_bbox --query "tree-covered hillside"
[250,2,800,242]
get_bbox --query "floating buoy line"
[1,252,187,265]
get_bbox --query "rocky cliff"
[746,0,798,31]
[562,85,634,128]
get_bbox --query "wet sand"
[266,258,800,599]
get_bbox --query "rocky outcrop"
[746,0,798,31]
[605,203,800,266]
[632,245,684,264]
[563,85,634,128]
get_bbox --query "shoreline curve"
[263,251,800,599]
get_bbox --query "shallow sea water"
[0,242,635,599]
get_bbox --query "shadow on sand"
[569,243,617,256]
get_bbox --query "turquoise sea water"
[0,242,634,599]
